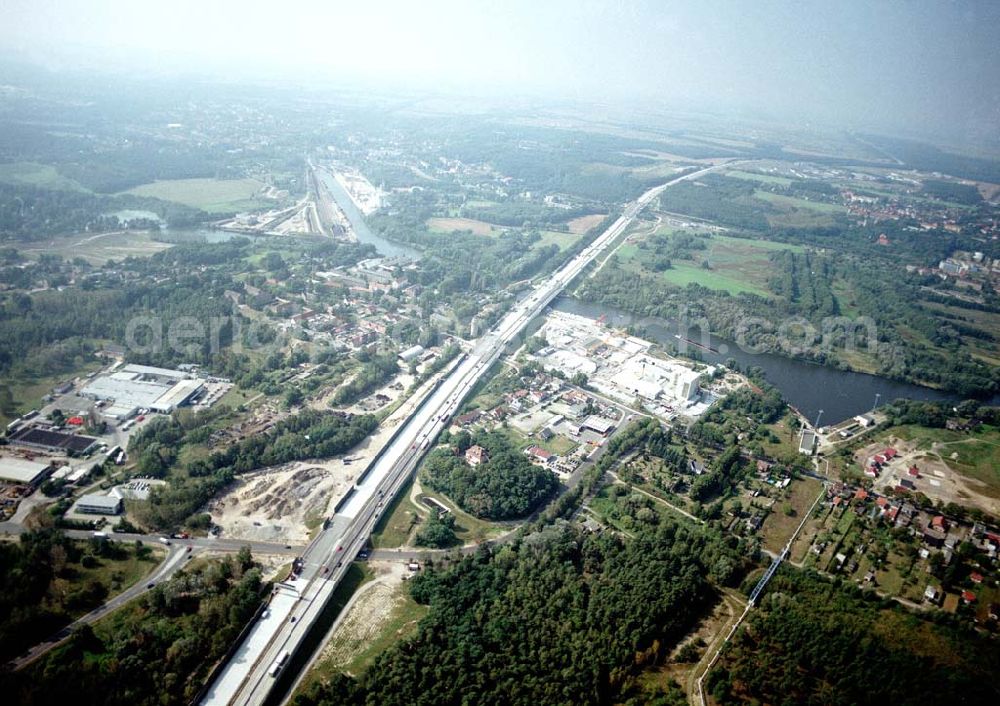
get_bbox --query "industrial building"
[610,354,702,403]
[399,345,425,363]
[533,312,712,417]
[80,363,205,421]
[7,426,99,455]
[0,457,53,487]
[74,493,123,515]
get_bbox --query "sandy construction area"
[208,461,354,544]
[209,367,452,544]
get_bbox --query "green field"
[0,161,87,191]
[17,230,174,265]
[754,190,845,228]
[123,177,266,213]
[536,229,579,250]
[371,481,425,548]
[725,169,793,186]
[616,232,803,296]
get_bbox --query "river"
[552,297,991,425]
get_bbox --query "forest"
[708,567,1000,706]
[1,550,268,706]
[0,529,156,662]
[421,430,559,520]
[294,518,752,706]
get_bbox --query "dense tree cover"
[0,182,209,240]
[421,430,558,520]
[414,510,458,548]
[860,134,1000,184]
[713,384,786,425]
[0,529,145,661]
[332,351,400,405]
[295,518,751,706]
[0,268,238,377]
[659,175,778,231]
[2,551,267,706]
[708,567,1000,706]
[462,202,596,228]
[921,178,984,205]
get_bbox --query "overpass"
[201,163,728,706]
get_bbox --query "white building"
[80,364,204,421]
[75,493,123,515]
[0,457,53,486]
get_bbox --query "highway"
[201,163,728,706]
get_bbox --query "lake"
[553,297,993,425]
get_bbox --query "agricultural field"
[754,190,846,228]
[616,231,803,296]
[426,216,499,236]
[0,161,87,191]
[123,177,266,213]
[535,229,579,250]
[723,169,793,186]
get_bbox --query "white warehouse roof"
[0,457,52,484]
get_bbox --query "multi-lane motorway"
[202,163,728,706]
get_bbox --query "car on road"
[146,582,155,589]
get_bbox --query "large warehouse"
[80,364,205,421]
[7,426,99,455]
[0,457,54,487]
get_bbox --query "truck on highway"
[92,531,108,539]
[268,650,290,677]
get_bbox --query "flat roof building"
[0,457,53,486]
[8,426,99,455]
[75,493,123,515]
[581,415,617,435]
[80,365,204,421]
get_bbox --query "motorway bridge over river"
[201,163,729,706]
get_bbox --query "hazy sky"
[1,0,998,145]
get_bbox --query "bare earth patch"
[855,437,1000,517]
[566,213,606,234]
[208,462,354,544]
